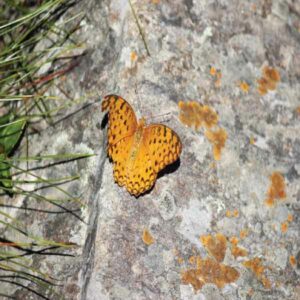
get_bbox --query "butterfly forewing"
[102,95,138,154]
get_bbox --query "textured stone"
[2,0,300,299]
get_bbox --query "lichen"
[142,229,155,245]
[231,245,248,258]
[181,257,239,291]
[205,127,228,160]
[243,257,271,289]
[239,229,249,239]
[200,233,227,262]
[178,101,218,131]
[209,66,222,88]
[257,66,280,95]
[265,172,286,207]
[181,233,240,292]
[238,81,250,93]
[289,255,296,267]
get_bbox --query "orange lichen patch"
[257,66,280,95]
[178,101,218,131]
[209,66,222,87]
[239,81,249,93]
[226,210,232,218]
[261,276,271,289]
[231,245,248,258]
[200,233,227,262]
[281,221,288,233]
[205,127,228,160]
[181,268,204,291]
[210,66,217,76]
[177,257,184,264]
[257,77,276,92]
[243,257,270,288]
[289,255,296,267]
[265,197,275,207]
[130,51,137,62]
[181,257,240,291]
[142,229,155,245]
[226,210,239,218]
[263,66,280,82]
[152,0,160,3]
[229,236,248,258]
[243,258,265,277]
[265,172,286,206]
[178,101,203,130]
[249,135,256,145]
[296,106,300,116]
[189,256,196,265]
[201,105,219,128]
[233,209,239,218]
[230,236,239,245]
[257,82,268,95]
[287,214,293,222]
[240,229,249,239]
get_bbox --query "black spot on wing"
[101,113,108,129]
[163,126,167,137]
[120,101,126,110]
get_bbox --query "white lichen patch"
[267,247,288,270]
[190,135,210,164]
[154,190,177,221]
[47,131,73,154]
[178,199,212,246]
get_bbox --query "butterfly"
[101,95,182,197]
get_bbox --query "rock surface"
[2,0,300,299]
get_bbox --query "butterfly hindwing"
[111,136,134,187]
[125,141,157,196]
[143,124,182,173]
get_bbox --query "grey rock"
[2,0,300,299]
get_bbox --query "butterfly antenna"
[150,112,172,123]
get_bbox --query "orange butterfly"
[102,95,182,196]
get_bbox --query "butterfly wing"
[125,124,182,196]
[124,140,157,196]
[143,124,182,174]
[102,95,138,188]
[102,94,138,158]
[111,136,135,188]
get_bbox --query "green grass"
[0,0,90,298]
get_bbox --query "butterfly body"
[127,119,146,170]
[102,95,182,197]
